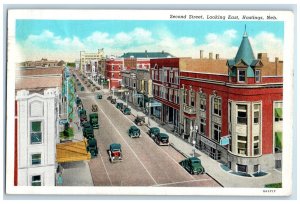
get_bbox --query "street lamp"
[190,125,198,157]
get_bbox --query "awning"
[275,132,282,149]
[56,140,91,163]
[275,108,282,118]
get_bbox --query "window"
[253,164,260,173]
[164,70,168,82]
[237,164,247,173]
[31,121,42,144]
[238,142,247,155]
[169,89,173,101]
[190,92,195,107]
[31,154,41,165]
[254,104,260,124]
[200,118,206,135]
[200,95,206,111]
[237,104,247,124]
[170,71,173,83]
[213,124,221,142]
[275,108,283,122]
[183,89,186,104]
[174,71,179,84]
[253,142,260,155]
[31,175,42,186]
[238,70,246,82]
[159,70,162,81]
[112,65,114,70]
[213,97,222,116]
[174,90,178,103]
[275,132,282,153]
[255,70,261,82]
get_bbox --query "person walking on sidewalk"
[57,172,63,186]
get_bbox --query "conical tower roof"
[234,30,255,65]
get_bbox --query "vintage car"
[108,143,122,163]
[154,133,169,146]
[128,126,141,138]
[97,94,102,99]
[92,104,98,112]
[86,138,98,157]
[76,97,82,106]
[83,123,94,139]
[179,157,205,175]
[79,113,88,125]
[116,102,123,110]
[107,96,112,101]
[89,113,99,129]
[148,127,160,138]
[111,98,117,104]
[134,116,145,126]
[80,86,85,91]
[122,107,131,115]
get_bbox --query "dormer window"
[238,70,246,82]
[255,70,261,82]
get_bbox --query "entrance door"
[169,107,173,124]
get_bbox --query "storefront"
[199,135,228,161]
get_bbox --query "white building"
[16,88,60,186]
[80,49,105,80]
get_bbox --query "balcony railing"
[183,104,196,115]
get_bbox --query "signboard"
[220,135,231,146]
[147,102,162,107]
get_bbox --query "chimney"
[216,54,219,60]
[200,50,204,59]
[209,52,213,59]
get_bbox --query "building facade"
[15,88,60,186]
[150,58,180,128]
[80,49,105,81]
[105,57,124,90]
[179,32,283,174]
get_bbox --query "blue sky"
[16,20,284,62]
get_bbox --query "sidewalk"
[111,90,282,188]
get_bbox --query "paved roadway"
[75,72,221,187]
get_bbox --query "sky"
[15,20,284,62]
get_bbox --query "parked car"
[97,94,102,99]
[122,107,131,115]
[148,127,160,138]
[116,102,123,110]
[92,104,98,112]
[134,116,145,126]
[83,123,94,139]
[80,87,85,91]
[154,133,169,146]
[128,126,141,138]
[108,143,122,163]
[179,157,205,175]
[86,138,99,157]
[111,98,117,104]
[89,113,99,129]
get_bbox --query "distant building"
[21,58,63,68]
[80,49,105,81]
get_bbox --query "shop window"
[237,164,247,173]
[237,104,247,124]
[31,154,41,165]
[253,164,259,172]
[238,70,246,82]
[31,175,42,186]
[30,121,42,144]
[213,97,222,116]
[275,160,282,169]
[275,108,283,122]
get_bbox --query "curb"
[169,143,189,158]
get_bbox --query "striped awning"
[56,140,91,163]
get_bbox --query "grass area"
[265,183,282,188]
[59,127,74,140]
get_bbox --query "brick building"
[179,31,283,174]
[105,56,124,90]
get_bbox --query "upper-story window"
[237,104,247,124]
[183,89,186,104]
[213,97,222,116]
[238,70,246,82]
[164,70,168,83]
[199,94,206,111]
[31,153,41,165]
[169,71,173,83]
[112,65,114,70]
[190,91,195,107]
[253,104,260,124]
[274,102,283,122]
[174,71,179,84]
[255,70,261,82]
[31,121,42,144]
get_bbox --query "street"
[76,73,221,187]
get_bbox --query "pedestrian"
[57,172,63,186]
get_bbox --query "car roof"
[189,157,200,162]
[110,143,121,150]
[130,126,139,130]
[159,133,168,137]
[150,127,159,130]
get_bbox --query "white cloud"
[249,32,283,61]
[17,28,283,62]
